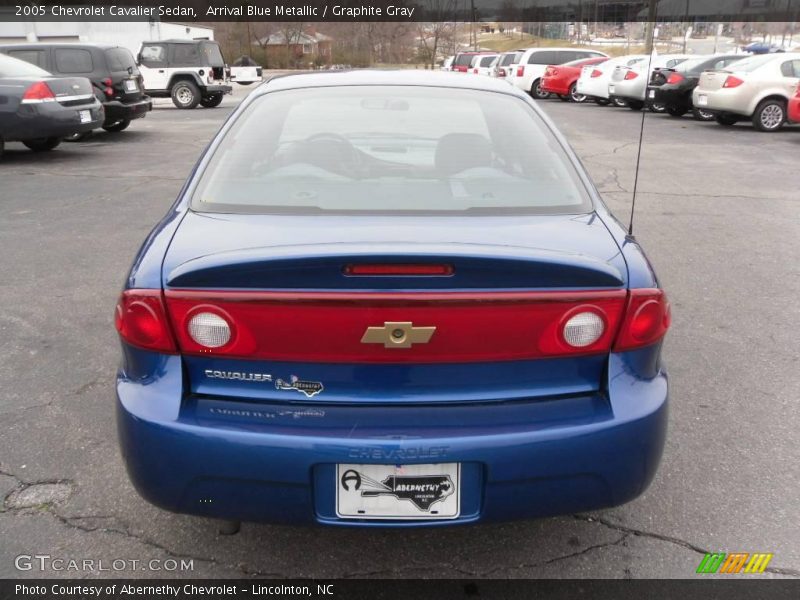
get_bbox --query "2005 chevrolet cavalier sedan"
[115,71,670,527]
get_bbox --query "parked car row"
[444,48,800,132]
[0,39,249,159]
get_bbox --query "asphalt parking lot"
[1,81,798,579]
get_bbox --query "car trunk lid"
[162,212,628,403]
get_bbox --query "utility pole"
[644,0,658,53]
[470,0,476,50]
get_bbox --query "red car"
[451,51,493,73]
[541,56,609,102]
[788,84,800,123]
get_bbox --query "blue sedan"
[115,71,670,528]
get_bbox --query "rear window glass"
[192,86,592,216]
[55,48,93,74]
[202,43,225,66]
[480,56,497,67]
[454,54,475,67]
[172,43,201,64]
[500,52,520,66]
[727,54,777,72]
[0,53,50,77]
[105,47,138,74]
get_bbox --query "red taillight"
[590,69,603,78]
[344,264,454,276]
[21,81,55,102]
[473,68,478,74]
[115,290,177,353]
[666,72,684,84]
[498,68,506,77]
[516,65,524,77]
[613,289,670,351]
[164,290,628,363]
[102,77,112,87]
[104,87,114,97]
[722,75,744,88]
[624,70,638,80]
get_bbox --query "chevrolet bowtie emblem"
[361,322,436,349]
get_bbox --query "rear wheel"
[627,100,645,111]
[530,79,550,100]
[22,137,61,152]
[714,113,739,127]
[594,98,610,106]
[612,96,628,107]
[666,105,688,117]
[171,81,200,109]
[752,99,786,132]
[649,102,666,113]
[692,107,715,121]
[236,82,254,86]
[102,119,131,132]
[569,83,587,103]
[200,93,224,108]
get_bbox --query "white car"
[693,52,800,131]
[441,56,454,71]
[470,53,500,76]
[608,54,693,110]
[492,51,524,81]
[576,55,648,104]
[512,48,608,98]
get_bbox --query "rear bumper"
[646,85,688,107]
[692,87,751,116]
[205,84,232,95]
[541,78,571,96]
[103,97,152,123]
[609,79,645,101]
[117,349,668,527]
[3,100,104,141]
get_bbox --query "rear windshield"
[0,53,50,77]
[454,54,475,67]
[105,47,139,74]
[724,54,776,72]
[480,56,497,67]
[202,42,225,66]
[500,52,520,66]
[192,86,592,216]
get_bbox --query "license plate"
[649,89,656,98]
[79,110,91,123]
[336,463,460,520]
[124,79,138,92]
[609,85,615,93]
[697,95,708,106]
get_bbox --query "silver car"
[609,54,693,110]
[693,52,800,131]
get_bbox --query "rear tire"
[751,98,786,132]
[692,107,715,121]
[627,100,645,111]
[569,83,587,103]
[236,81,254,86]
[200,93,224,108]
[170,81,200,109]
[23,137,61,152]
[666,105,689,117]
[594,98,611,106]
[612,96,628,107]
[714,113,739,126]
[649,102,666,113]
[102,119,131,132]
[530,79,550,100]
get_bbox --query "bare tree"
[416,0,458,69]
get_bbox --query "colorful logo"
[696,552,773,574]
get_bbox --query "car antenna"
[629,1,659,236]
